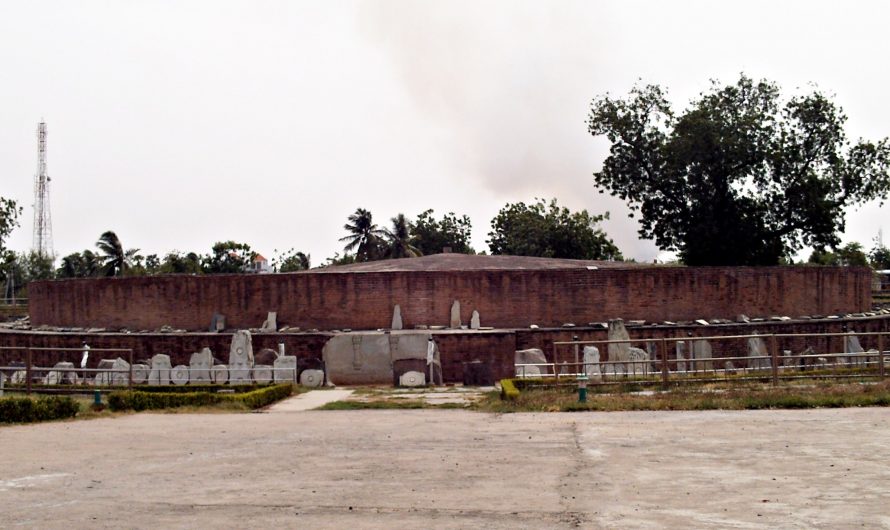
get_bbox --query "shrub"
[108,384,293,411]
[0,396,80,423]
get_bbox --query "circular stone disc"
[171,365,189,385]
[212,365,229,384]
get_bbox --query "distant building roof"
[253,254,267,262]
[311,253,646,273]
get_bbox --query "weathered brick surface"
[28,266,872,332]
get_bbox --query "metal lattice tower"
[32,120,53,259]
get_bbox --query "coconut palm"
[384,213,422,259]
[339,208,385,262]
[96,231,140,277]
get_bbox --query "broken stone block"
[515,348,549,377]
[675,342,687,372]
[300,369,324,387]
[626,347,650,376]
[391,305,403,330]
[724,360,736,374]
[260,312,277,332]
[399,370,426,387]
[583,345,602,382]
[692,340,713,371]
[450,300,461,329]
[228,330,255,384]
[131,364,149,384]
[212,365,229,384]
[189,348,214,383]
[747,335,771,370]
[470,310,480,330]
[736,314,750,323]
[44,362,78,385]
[170,365,189,385]
[607,318,631,365]
[694,319,710,326]
[148,354,172,385]
[273,355,297,382]
[252,365,273,384]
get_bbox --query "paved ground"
[266,390,354,412]
[2,408,889,528]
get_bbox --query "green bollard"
[93,389,102,407]
[577,374,588,403]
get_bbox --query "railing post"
[879,333,885,380]
[660,338,669,389]
[770,334,779,386]
[128,348,134,389]
[26,348,32,395]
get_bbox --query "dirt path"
[1,408,889,528]
[265,389,354,412]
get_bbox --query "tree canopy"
[487,198,623,260]
[410,209,474,255]
[203,241,255,274]
[0,197,21,258]
[588,75,890,265]
[340,208,386,262]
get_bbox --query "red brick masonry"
[28,255,871,332]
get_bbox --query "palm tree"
[339,208,385,262]
[384,213,422,259]
[96,231,139,277]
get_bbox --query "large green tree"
[273,248,311,272]
[0,197,21,257]
[384,214,422,259]
[57,250,103,278]
[203,241,255,274]
[588,75,890,265]
[410,209,474,255]
[487,198,623,260]
[339,208,385,262]
[96,231,140,277]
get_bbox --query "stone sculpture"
[212,365,229,384]
[845,335,864,366]
[261,312,277,332]
[626,347,650,375]
[131,363,149,384]
[148,354,172,385]
[300,369,324,387]
[399,370,426,387]
[273,355,298,382]
[228,330,255,384]
[582,345,602,382]
[392,305,403,330]
[675,342,687,372]
[747,335,771,370]
[514,348,549,377]
[470,310,480,330]
[44,361,78,385]
[252,365,273,384]
[607,318,631,366]
[189,348,213,383]
[692,340,713,371]
[170,365,189,385]
[450,300,461,329]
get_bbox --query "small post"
[26,348,32,395]
[128,348,134,389]
[660,338,669,389]
[93,389,102,407]
[879,334,885,380]
[577,374,588,403]
[573,335,580,376]
[770,334,779,385]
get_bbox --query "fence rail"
[521,331,888,387]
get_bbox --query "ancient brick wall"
[27,266,871,332]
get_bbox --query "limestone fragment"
[692,340,713,371]
[450,300,461,329]
[189,348,214,383]
[582,345,602,382]
[148,354,172,385]
[261,312,277,332]
[399,370,426,387]
[273,355,298,382]
[170,365,189,385]
[391,305,403,330]
[515,348,549,376]
[300,369,324,387]
[747,335,771,370]
[470,310,480,330]
[228,330,255,384]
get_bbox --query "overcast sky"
[1,0,888,265]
